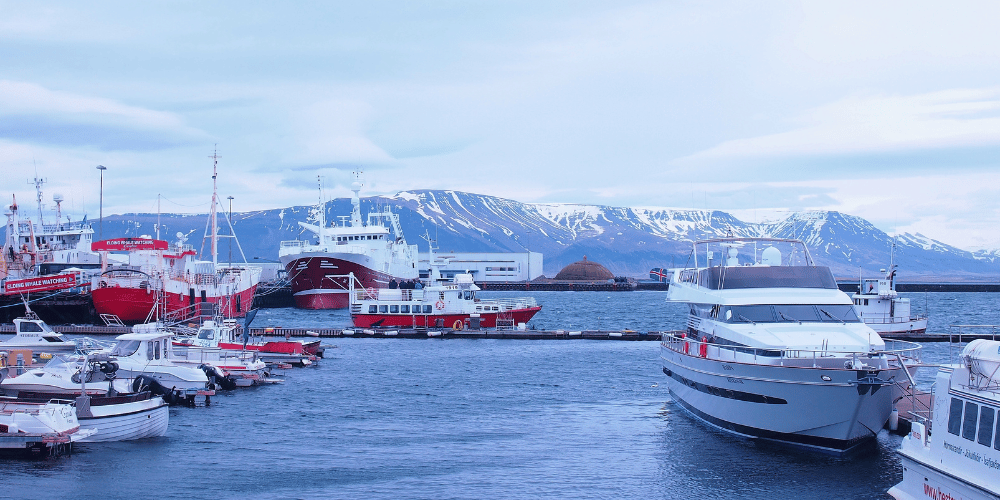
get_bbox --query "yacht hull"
[662,347,899,454]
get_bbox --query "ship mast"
[351,170,362,227]
[316,175,325,244]
[209,148,220,265]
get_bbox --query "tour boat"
[350,240,541,330]
[660,237,921,455]
[0,312,78,353]
[851,264,928,335]
[888,339,1000,500]
[90,154,261,323]
[1,176,101,286]
[278,174,418,309]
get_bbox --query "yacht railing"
[660,331,922,368]
[861,313,929,325]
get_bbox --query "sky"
[2,1,1000,250]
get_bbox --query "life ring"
[453,320,464,331]
[435,301,445,310]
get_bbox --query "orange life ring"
[453,320,463,331]
[435,301,445,310]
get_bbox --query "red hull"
[91,285,257,323]
[286,257,411,310]
[351,306,542,329]
[218,340,321,356]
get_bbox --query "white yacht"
[661,237,921,454]
[108,326,212,392]
[889,339,1000,500]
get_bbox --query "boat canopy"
[696,266,838,290]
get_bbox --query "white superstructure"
[661,237,921,454]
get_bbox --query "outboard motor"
[132,374,180,405]
[199,364,237,391]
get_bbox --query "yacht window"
[154,340,160,360]
[774,305,822,322]
[423,305,433,314]
[390,305,399,314]
[401,305,409,314]
[463,291,472,300]
[727,306,775,323]
[19,322,43,333]
[369,305,377,314]
[995,415,1000,451]
[978,406,995,446]
[864,299,869,306]
[818,305,860,322]
[963,401,979,441]
[111,340,141,357]
[948,398,963,435]
[379,305,388,314]
[43,336,64,342]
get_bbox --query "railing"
[660,331,922,368]
[280,240,305,249]
[488,297,539,310]
[862,313,929,325]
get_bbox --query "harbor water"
[5,291,998,499]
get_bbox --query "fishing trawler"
[89,153,261,322]
[278,174,418,309]
[660,237,921,454]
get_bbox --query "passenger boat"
[660,237,921,455]
[166,321,269,387]
[350,240,541,330]
[1,176,101,284]
[888,339,1000,500]
[3,353,168,442]
[851,263,928,335]
[278,174,418,310]
[89,154,260,323]
[0,312,78,353]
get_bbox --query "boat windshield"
[197,328,215,340]
[724,304,859,324]
[18,321,52,333]
[110,340,141,357]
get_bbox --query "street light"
[227,195,234,265]
[96,165,107,239]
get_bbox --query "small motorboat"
[0,312,78,353]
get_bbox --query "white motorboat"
[0,354,131,395]
[0,313,78,353]
[169,321,269,387]
[660,237,921,455]
[109,325,213,392]
[2,353,169,442]
[0,399,95,454]
[851,264,928,335]
[888,339,1000,499]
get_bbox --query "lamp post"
[227,195,234,265]
[96,165,107,239]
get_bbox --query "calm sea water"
[5,291,998,499]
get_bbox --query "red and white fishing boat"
[349,241,541,330]
[89,153,261,323]
[278,174,418,310]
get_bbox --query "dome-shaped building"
[554,256,614,281]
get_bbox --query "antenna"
[28,173,47,227]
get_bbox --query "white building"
[418,252,543,282]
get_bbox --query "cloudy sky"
[3,1,1000,249]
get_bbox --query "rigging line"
[157,195,211,209]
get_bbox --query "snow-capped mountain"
[59,189,999,280]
